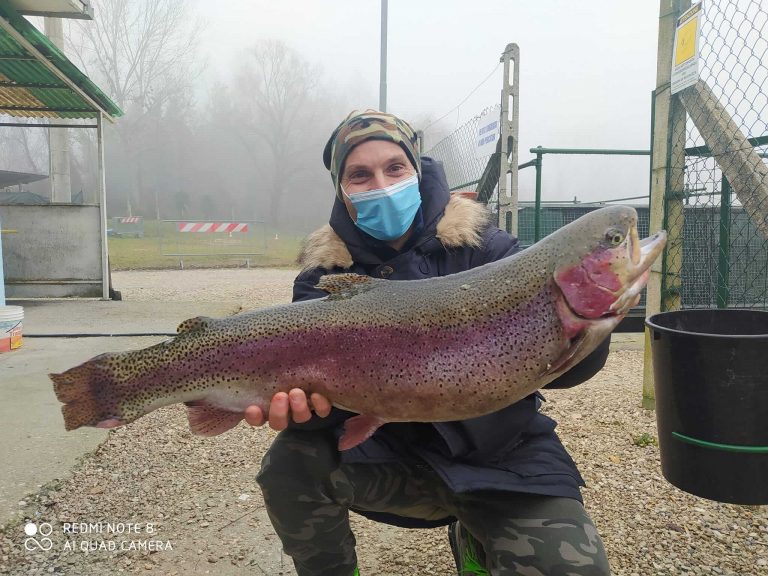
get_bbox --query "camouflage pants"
[256,429,610,576]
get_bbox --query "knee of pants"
[256,429,339,494]
[483,525,611,576]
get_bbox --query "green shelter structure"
[0,0,123,299]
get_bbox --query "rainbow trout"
[51,206,666,450]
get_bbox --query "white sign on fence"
[671,2,702,95]
[475,105,501,159]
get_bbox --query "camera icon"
[24,522,54,551]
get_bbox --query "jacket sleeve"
[476,227,521,264]
[293,267,331,302]
[288,266,356,431]
[477,226,610,389]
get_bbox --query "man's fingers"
[310,393,332,417]
[288,388,313,423]
[268,392,290,431]
[243,405,266,427]
[249,391,332,430]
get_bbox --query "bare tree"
[68,0,199,109]
[231,40,335,226]
[66,0,201,216]
[0,127,47,175]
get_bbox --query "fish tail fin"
[50,355,126,431]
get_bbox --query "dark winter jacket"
[290,157,610,528]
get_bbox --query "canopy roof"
[9,0,92,20]
[0,0,122,121]
[0,168,46,187]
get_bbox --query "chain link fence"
[664,0,768,310]
[423,108,499,199]
[516,203,651,249]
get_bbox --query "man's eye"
[349,172,368,181]
[388,164,405,173]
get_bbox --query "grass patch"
[107,220,305,270]
[632,432,658,448]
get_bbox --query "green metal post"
[648,90,655,209]
[716,175,732,308]
[527,147,651,156]
[534,146,543,242]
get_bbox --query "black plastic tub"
[646,309,768,505]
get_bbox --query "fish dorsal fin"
[176,316,215,334]
[316,273,379,300]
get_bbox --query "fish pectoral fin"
[316,273,380,300]
[176,316,215,334]
[184,401,243,436]
[541,333,588,378]
[338,414,387,451]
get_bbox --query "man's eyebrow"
[345,154,409,174]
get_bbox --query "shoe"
[447,521,488,575]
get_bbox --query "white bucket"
[0,305,23,353]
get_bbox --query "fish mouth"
[608,229,667,315]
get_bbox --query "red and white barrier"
[177,222,249,233]
[119,217,141,224]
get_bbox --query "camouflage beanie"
[323,109,421,199]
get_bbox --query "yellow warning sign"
[671,2,703,94]
[675,17,697,65]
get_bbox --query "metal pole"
[509,44,520,235]
[0,212,6,306]
[534,148,543,242]
[716,175,732,308]
[97,112,109,300]
[498,44,519,235]
[499,49,510,233]
[379,0,387,113]
[528,147,650,156]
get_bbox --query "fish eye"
[605,229,624,246]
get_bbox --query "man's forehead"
[346,142,408,166]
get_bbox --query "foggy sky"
[196,1,661,203]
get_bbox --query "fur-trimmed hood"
[298,193,490,271]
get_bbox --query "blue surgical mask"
[343,174,422,241]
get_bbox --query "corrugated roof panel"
[0,60,67,91]
[0,71,58,117]
[0,0,121,119]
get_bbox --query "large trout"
[51,206,666,450]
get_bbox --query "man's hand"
[243,389,332,431]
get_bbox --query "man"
[245,110,611,575]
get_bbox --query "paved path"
[0,300,239,525]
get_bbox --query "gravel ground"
[1,269,766,576]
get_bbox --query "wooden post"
[643,0,690,410]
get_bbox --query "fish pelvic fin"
[338,414,387,451]
[185,401,243,436]
[316,273,380,300]
[176,316,215,334]
[50,356,126,431]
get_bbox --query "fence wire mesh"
[515,204,651,249]
[423,110,498,198]
[664,0,768,310]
